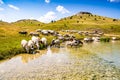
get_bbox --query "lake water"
[81,41,120,67]
[0,41,120,80]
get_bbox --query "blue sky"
[0,0,120,23]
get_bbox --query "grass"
[100,37,111,42]
[0,13,120,60]
[0,34,30,60]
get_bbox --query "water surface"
[82,41,120,67]
[0,41,120,80]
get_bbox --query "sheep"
[75,39,83,43]
[57,34,62,37]
[29,32,39,36]
[92,37,100,42]
[21,39,34,53]
[66,39,76,47]
[50,39,60,48]
[41,30,49,36]
[27,40,35,53]
[78,31,83,35]
[58,36,64,40]
[53,32,59,37]
[19,31,28,35]
[36,29,42,32]
[99,32,104,36]
[48,30,55,35]
[65,41,73,47]
[41,37,47,47]
[74,39,83,46]
[84,32,89,36]
[63,34,70,37]
[84,37,93,42]
[63,34,75,41]
[31,36,41,50]
[57,35,65,41]
[21,39,28,50]
[112,37,120,40]
[66,39,83,47]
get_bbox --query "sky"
[0,0,120,23]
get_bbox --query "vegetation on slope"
[42,12,120,33]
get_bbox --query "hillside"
[42,12,120,33]
[12,19,44,32]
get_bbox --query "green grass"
[100,37,111,42]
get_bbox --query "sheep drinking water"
[41,37,47,47]
[50,39,60,48]
[21,39,35,54]
[31,36,41,50]
[66,39,83,47]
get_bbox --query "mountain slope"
[42,12,120,33]
[12,19,45,32]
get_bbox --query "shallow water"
[0,41,120,80]
[81,41,120,67]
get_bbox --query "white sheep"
[31,36,40,49]
[41,30,49,35]
[92,37,100,42]
[66,39,82,47]
[21,39,29,53]
[21,39,28,50]
[41,37,47,47]
[50,39,60,48]
[65,41,73,47]
[84,37,93,42]
[27,40,35,53]
[21,39,35,53]
[28,40,34,49]
[112,37,117,40]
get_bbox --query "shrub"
[70,16,73,19]
[100,37,110,42]
[77,21,79,23]
[94,18,97,21]
[80,16,82,18]
[64,24,67,27]
[113,19,118,21]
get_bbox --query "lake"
[0,41,120,80]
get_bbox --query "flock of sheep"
[20,29,119,54]
[21,36,47,54]
[20,29,84,54]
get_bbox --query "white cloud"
[38,11,56,23]
[0,7,4,11]
[56,5,70,14]
[0,0,4,5]
[8,4,20,11]
[45,0,50,3]
[108,0,120,2]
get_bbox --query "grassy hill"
[0,12,120,60]
[42,12,120,33]
[12,19,44,32]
